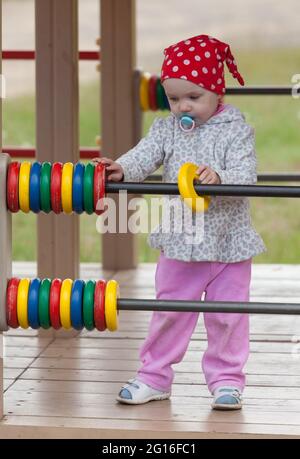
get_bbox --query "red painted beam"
[2,147,101,159]
[2,50,100,61]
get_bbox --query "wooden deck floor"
[1,262,300,438]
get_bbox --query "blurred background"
[2,0,300,263]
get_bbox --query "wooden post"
[0,155,11,334]
[0,1,12,417]
[35,0,79,280]
[0,154,11,420]
[101,0,141,270]
[0,0,3,418]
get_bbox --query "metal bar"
[106,182,300,198]
[226,87,293,95]
[118,298,300,315]
[147,173,300,183]
[2,50,100,61]
[1,147,100,159]
[257,173,300,182]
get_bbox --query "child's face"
[163,78,222,125]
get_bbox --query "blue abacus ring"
[73,163,85,214]
[28,278,41,329]
[29,162,42,213]
[70,279,85,330]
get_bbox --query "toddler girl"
[94,34,266,410]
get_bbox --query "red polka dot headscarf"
[161,34,244,95]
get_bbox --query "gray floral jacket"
[116,104,266,262]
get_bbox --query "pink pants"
[137,253,251,394]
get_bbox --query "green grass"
[3,48,300,263]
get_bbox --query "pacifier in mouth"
[179,114,195,132]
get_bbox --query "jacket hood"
[205,103,245,125]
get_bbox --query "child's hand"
[196,164,221,185]
[92,157,124,182]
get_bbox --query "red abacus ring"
[6,278,20,328]
[93,163,106,215]
[149,75,159,111]
[94,279,107,331]
[51,162,63,214]
[7,162,20,212]
[49,278,62,329]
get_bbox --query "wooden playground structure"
[1,0,300,439]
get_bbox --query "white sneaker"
[212,386,242,410]
[116,378,171,405]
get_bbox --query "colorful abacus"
[5,277,119,332]
[6,161,106,215]
[139,73,170,111]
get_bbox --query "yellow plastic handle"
[178,163,211,212]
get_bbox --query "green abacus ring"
[39,278,51,329]
[40,162,52,213]
[156,79,165,110]
[83,280,96,330]
[83,163,94,214]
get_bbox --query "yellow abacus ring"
[178,163,211,212]
[61,162,74,214]
[140,72,151,112]
[105,279,119,332]
[60,278,73,329]
[19,162,31,213]
[17,278,30,329]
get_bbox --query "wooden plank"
[4,369,26,379]
[4,389,300,412]
[9,379,300,401]
[90,313,300,332]
[77,336,299,348]
[78,264,114,280]
[77,330,299,341]
[11,262,114,280]
[77,321,300,336]
[79,311,300,331]
[3,391,300,428]
[19,367,300,387]
[27,355,300,377]
[3,380,14,391]
[4,358,36,369]
[38,342,300,361]
[12,262,37,278]
[35,0,79,280]
[0,415,299,439]
[251,264,300,279]
[4,347,51,358]
[7,328,295,343]
[3,337,53,348]
[4,328,41,337]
